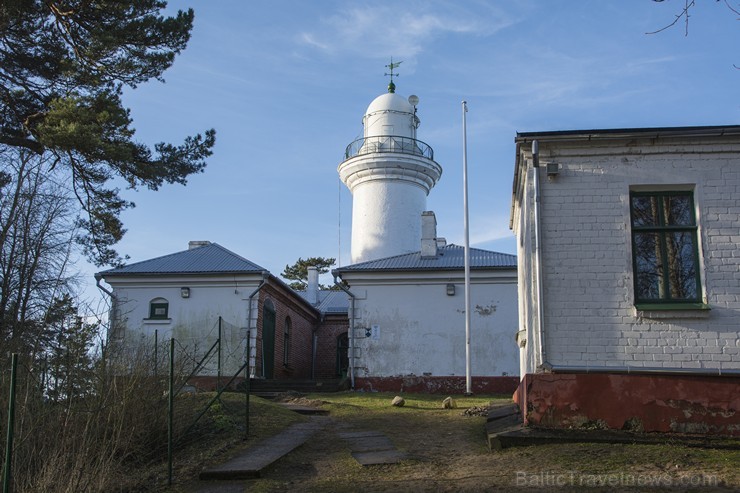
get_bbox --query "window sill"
[635,303,710,319]
[143,318,172,324]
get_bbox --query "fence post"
[217,316,222,392]
[245,334,250,439]
[167,338,174,486]
[3,354,19,493]
[154,329,158,377]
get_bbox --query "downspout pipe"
[312,314,324,380]
[246,271,269,378]
[333,273,356,390]
[94,273,113,298]
[94,273,116,347]
[531,140,547,368]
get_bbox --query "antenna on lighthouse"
[384,58,402,93]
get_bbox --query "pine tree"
[281,257,336,290]
[0,1,216,266]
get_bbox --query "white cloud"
[298,3,516,59]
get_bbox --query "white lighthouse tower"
[338,67,443,264]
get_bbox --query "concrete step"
[485,403,524,451]
[199,417,328,480]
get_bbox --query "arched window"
[283,316,291,366]
[149,297,169,319]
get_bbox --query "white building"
[335,82,519,393]
[510,125,740,435]
[96,241,343,385]
[95,75,522,395]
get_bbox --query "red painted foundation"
[514,373,740,436]
[354,376,519,395]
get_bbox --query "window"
[149,298,169,319]
[283,317,291,366]
[630,191,702,305]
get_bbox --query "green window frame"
[630,190,702,305]
[149,301,169,319]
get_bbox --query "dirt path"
[181,397,739,492]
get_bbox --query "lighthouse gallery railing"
[344,135,434,161]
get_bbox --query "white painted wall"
[350,180,427,263]
[339,90,441,264]
[512,134,740,373]
[105,275,262,376]
[343,271,519,378]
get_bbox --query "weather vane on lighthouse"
[384,58,402,93]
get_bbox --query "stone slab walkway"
[275,402,330,415]
[338,429,407,466]
[199,417,328,480]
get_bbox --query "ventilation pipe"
[188,240,211,250]
[420,211,438,258]
[307,266,319,305]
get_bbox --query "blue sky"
[87,0,739,298]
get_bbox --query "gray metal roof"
[98,243,266,276]
[334,244,516,273]
[295,290,350,314]
[515,125,740,142]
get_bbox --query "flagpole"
[462,100,472,396]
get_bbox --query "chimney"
[307,266,319,305]
[189,241,211,250]
[421,211,438,258]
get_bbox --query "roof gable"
[98,243,266,276]
[334,244,516,273]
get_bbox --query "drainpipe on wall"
[94,273,117,347]
[94,273,113,298]
[333,273,356,390]
[311,314,324,380]
[531,140,548,369]
[246,271,269,378]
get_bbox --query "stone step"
[199,417,328,480]
[485,403,524,451]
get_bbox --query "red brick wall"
[314,315,349,380]
[253,281,319,380]
[517,372,740,436]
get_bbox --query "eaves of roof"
[515,125,740,144]
[333,244,516,274]
[97,243,266,277]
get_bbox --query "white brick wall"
[512,134,740,373]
